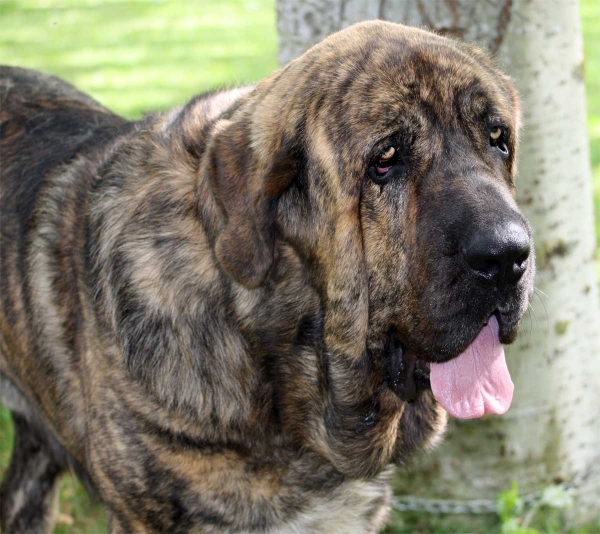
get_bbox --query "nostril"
[463,222,531,286]
[515,245,530,268]
[466,253,501,280]
[515,251,529,271]
[509,245,530,282]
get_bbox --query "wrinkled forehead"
[391,44,516,125]
[307,33,517,150]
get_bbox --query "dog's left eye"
[489,127,509,156]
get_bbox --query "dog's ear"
[206,119,295,288]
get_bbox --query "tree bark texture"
[278,0,600,522]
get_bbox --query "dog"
[0,20,534,533]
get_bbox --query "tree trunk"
[277,0,600,523]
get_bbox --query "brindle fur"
[0,21,534,533]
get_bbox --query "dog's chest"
[262,476,392,534]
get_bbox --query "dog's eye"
[368,145,401,185]
[489,127,509,156]
[379,146,396,163]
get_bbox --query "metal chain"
[393,496,499,515]
[393,459,599,515]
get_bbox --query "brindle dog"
[0,21,534,533]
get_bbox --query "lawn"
[581,0,600,280]
[0,0,598,532]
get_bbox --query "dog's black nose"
[463,221,531,285]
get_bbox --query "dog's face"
[208,21,534,406]
[345,30,535,361]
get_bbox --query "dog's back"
[0,67,126,384]
[0,65,130,459]
[0,67,133,531]
[0,66,126,219]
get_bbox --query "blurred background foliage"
[0,0,598,532]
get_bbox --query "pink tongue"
[429,316,514,419]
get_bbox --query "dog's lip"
[406,310,502,365]
[414,357,430,378]
[495,308,521,344]
[384,332,431,401]
[386,308,520,401]
[386,348,431,401]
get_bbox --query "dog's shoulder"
[0,67,131,227]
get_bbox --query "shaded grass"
[0,0,598,532]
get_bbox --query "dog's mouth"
[385,312,514,419]
[384,331,431,404]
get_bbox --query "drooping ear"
[206,118,295,288]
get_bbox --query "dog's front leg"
[0,413,64,534]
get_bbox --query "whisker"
[526,305,533,344]
[534,287,551,300]
[528,301,538,326]
[532,288,550,334]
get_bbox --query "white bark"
[277,0,600,522]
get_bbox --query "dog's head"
[205,21,534,422]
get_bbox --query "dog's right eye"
[368,145,403,185]
[376,147,396,172]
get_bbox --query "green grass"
[0,0,279,118]
[581,0,600,279]
[0,0,599,532]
